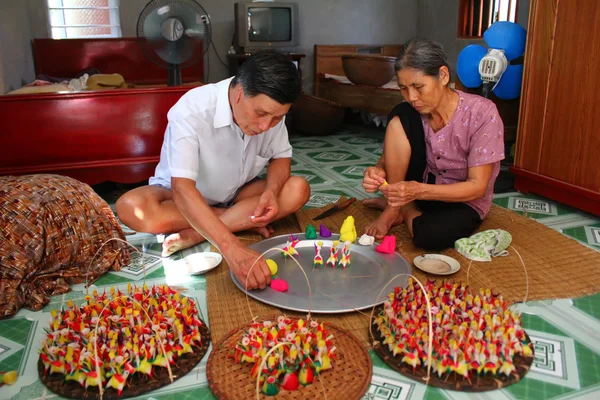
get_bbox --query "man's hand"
[251,190,279,225]
[379,181,423,207]
[226,244,271,290]
[363,166,386,193]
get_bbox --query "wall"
[417,0,530,73]
[120,0,418,91]
[0,0,37,93]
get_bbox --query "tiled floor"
[2,122,599,400]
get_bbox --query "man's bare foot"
[363,197,387,210]
[161,228,205,257]
[364,206,404,240]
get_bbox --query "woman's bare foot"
[161,228,205,257]
[364,206,404,240]
[363,197,387,210]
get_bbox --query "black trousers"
[387,102,482,251]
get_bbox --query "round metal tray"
[230,233,412,314]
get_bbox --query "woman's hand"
[362,167,386,193]
[379,181,423,207]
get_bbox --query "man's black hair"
[231,49,302,104]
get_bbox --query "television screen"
[247,7,292,42]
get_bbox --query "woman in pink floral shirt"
[362,38,505,250]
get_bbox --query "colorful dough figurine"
[313,241,324,269]
[338,242,352,269]
[326,240,340,268]
[281,236,300,259]
[0,370,17,386]
[339,216,357,243]
[230,317,336,396]
[373,279,534,382]
[305,224,317,240]
[38,284,206,395]
[319,224,332,238]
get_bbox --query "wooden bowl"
[342,54,396,87]
[289,94,346,136]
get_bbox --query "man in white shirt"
[116,50,309,290]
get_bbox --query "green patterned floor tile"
[369,349,390,370]
[492,193,578,220]
[330,163,372,182]
[505,379,573,400]
[0,348,24,372]
[288,138,337,150]
[305,150,363,164]
[572,293,600,322]
[424,387,446,400]
[149,386,216,400]
[576,341,600,388]
[340,136,383,146]
[361,145,384,158]
[0,318,33,346]
[562,223,600,248]
[304,187,356,208]
[520,313,569,337]
[291,168,330,185]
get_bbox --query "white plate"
[183,252,223,275]
[413,254,460,275]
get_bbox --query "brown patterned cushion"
[0,174,130,318]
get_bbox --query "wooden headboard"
[32,38,204,85]
[314,44,403,79]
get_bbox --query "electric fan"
[457,21,527,99]
[137,0,212,86]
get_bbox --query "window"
[458,0,519,38]
[48,0,121,39]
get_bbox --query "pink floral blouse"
[421,90,505,219]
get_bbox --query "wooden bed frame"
[314,44,404,116]
[0,38,204,185]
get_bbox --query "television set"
[233,2,299,53]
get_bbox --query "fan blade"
[492,64,523,100]
[457,44,487,88]
[483,21,527,61]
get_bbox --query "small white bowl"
[183,252,223,275]
[413,254,460,275]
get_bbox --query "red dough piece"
[270,279,289,292]
[376,236,396,254]
[281,372,300,390]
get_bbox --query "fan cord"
[206,38,229,83]
[211,40,229,68]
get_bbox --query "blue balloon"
[457,44,487,88]
[484,21,527,61]
[493,64,523,100]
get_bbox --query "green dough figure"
[305,224,317,239]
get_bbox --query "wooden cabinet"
[511,0,600,216]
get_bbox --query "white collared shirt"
[149,77,292,205]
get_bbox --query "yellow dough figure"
[339,216,357,243]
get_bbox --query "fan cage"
[136,0,211,69]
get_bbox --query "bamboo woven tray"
[38,323,211,400]
[370,309,535,392]
[206,317,372,399]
